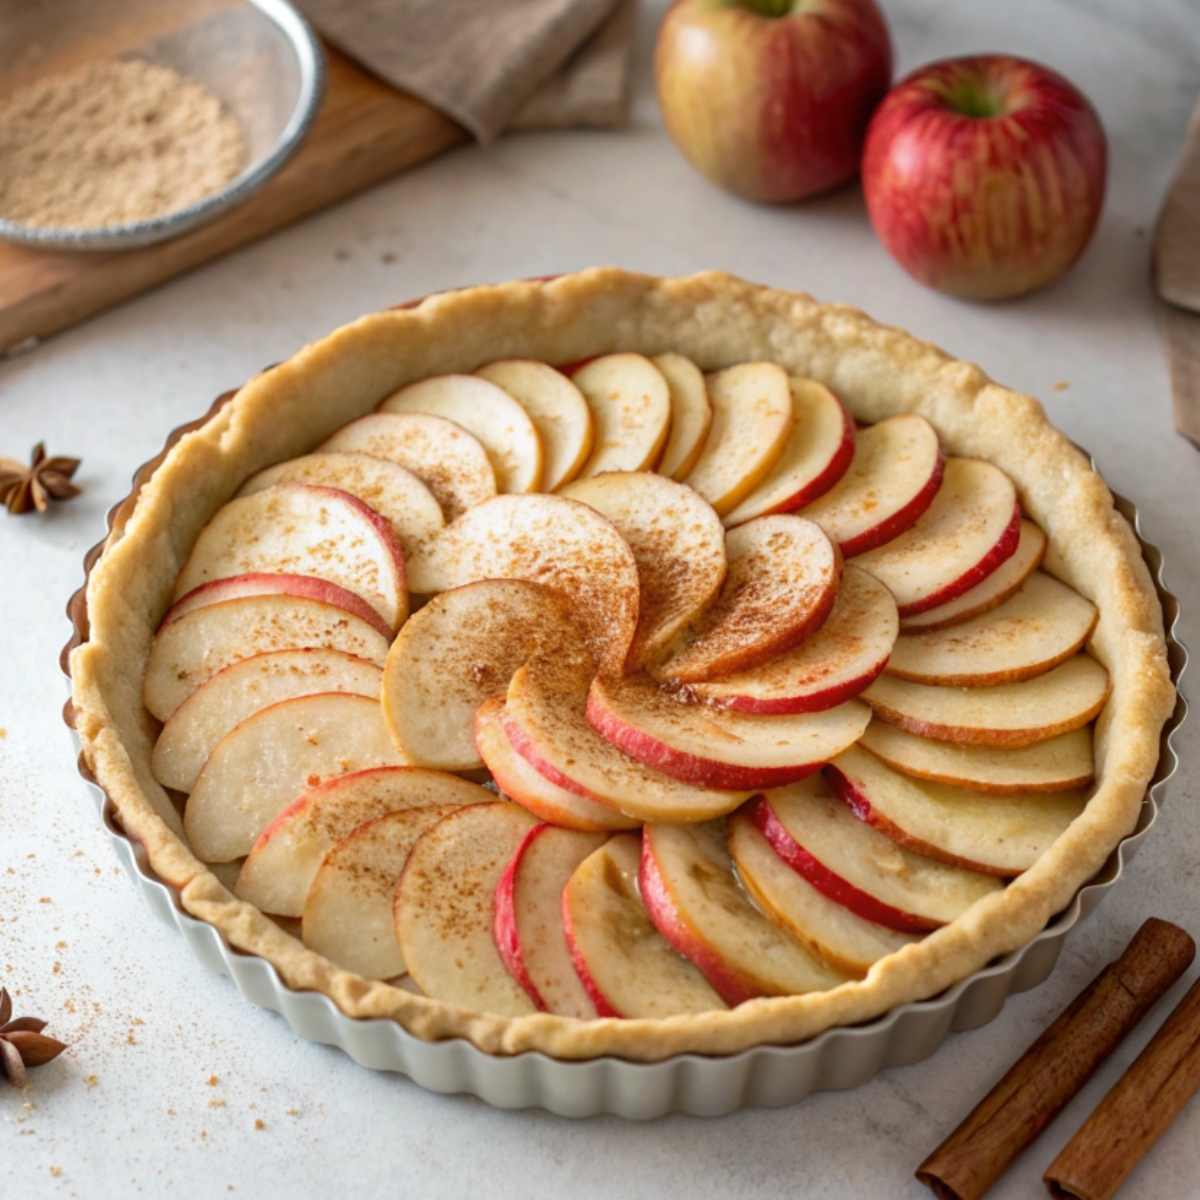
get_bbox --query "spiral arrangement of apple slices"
[144,353,1106,1019]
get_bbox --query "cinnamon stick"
[1043,975,1200,1199]
[917,918,1195,1200]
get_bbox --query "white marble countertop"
[3,0,1199,1196]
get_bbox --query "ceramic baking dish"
[60,398,1188,1119]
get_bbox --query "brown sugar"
[0,58,246,229]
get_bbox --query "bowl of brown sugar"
[0,0,324,251]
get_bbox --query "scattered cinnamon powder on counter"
[0,59,247,229]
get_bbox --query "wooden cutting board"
[0,45,466,354]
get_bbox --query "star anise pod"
[0,442,82,515]
[0,988,67,1087]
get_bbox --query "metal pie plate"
[60,400,1189,1118]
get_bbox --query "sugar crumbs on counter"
[0,58,247,230]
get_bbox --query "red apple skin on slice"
[855,458,1021,617]
[144,593,390,722]
[825,746,1088,877]
[394,802,539,1017]
[301,804,462,979]
[173,483,408,632]
[859,720,1096,794]
[900,519,1046,633]
[560,835,725,1018]
[863,654,1110,748]
[493,824,606,1016]
[655,515,842,684]
[184,693,410,863]
[237,766,490,917]
[683,362,793,515]
[640,823,846,1005]
[750,795,932,932]
[162,572,392,638]
[502,670,749,824]
[238,451,444,563]
[475,699,638,832]
[405,494,639,676]
[886,571,1098,686]
[587,673,871,790]
[723,379,856,527]
[558,471,726,669]
[321,411,496,520]
[152,648,382,794]
[754,777,1002,931]
[382,578,587,770]
[728,812,919,977]
[692,566,898,714]
[799,414,944,556]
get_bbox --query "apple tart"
[70,270,1173,1062]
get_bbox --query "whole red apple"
[654,0,893,204]
[862,55,1107,300]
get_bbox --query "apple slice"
[652,352,712,480]
[723,378,855,526]
[692,566,898,713]
[799,414,944,556]
[184,694,409,862]
[302,804,463,978]
[859,720,1095,793]
[640,822,846,1005]
[144,594,389,721]
[394,802,539,1016]
[587,674,870,789]
[321,412,496,520]
[475,359,593,491]
[572,353,672,477]
[855,458,1021,617]
[162,572,391,637]
[654,515,841,683]
[728,812,919,977]
[475,699,638,831]
[561,835,725,1017]
[504,656,749,823]
[405,494,639,676]
[493,824,606,1015]
[826,746,1088,877]
[558,471,726,668]
[683,362,793,514]
[238,451,444,562]
[382,579,584,770]
[173,483,407,632]
[752,779,1002,932]
[863,655,1110,747]
[380,373,543,493]
[152,648,382,793]
[901,519,1046,632]
[887,571,1098,686]
[237,766,488,916]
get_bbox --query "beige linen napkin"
[296,0,635,143]
[1153,96,1200,447]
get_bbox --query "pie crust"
[69,269,1174,1061]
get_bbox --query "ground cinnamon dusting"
[0,59,247,229]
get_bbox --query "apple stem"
[945,79,1006,119]
[726,0,796,17]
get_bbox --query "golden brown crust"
[70,269,1174,1061]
